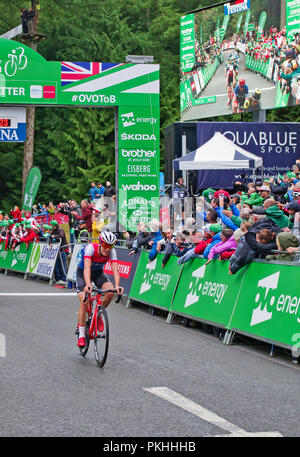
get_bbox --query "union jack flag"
[61,62,121,87]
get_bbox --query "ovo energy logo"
[184,264,228,308]
[251,272,280,326]
[28,243,41,273]
[139,258,171,295]
[250,271,300,327]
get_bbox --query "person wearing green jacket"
[264,199,289,228]
[266,232,299,262]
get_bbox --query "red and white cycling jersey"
[78,243,118,271]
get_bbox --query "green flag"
[22,166,42,212]
[236,13,243,34]
[244,9,251,32]
[257,11,267,38]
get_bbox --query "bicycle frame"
[85,292,103,340]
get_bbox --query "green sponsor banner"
[0,242,33,272]
[118,105,160,231]
[0,38,160,232]
[228,262,300,348]
[171,259,247,327]
[180,14,195,73]
[22,166,42,211]
[129,251,183,311]
[257,11,267,38]
[0,38,159,109]
[286,0,300,42]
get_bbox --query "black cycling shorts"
[76,268,110,294]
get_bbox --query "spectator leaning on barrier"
[205,228,236,264]
[49,220,68,285]
[127,221,153,256]
[156,227,174,253]
[161,232,192,268]
[148,220,163,262]
[202,223,223,259]
[264,198,290,228]
[177,223,214,265]
[266,232,299,262]
[229,206,283,275]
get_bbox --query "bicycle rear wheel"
[79,322,90,357]
[94,306,109,367]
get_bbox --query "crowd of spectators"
[243,26,300,101]
[123,161,300,273]
[1,161,300,285]
[0,180,116,285]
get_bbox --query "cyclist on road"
[76,231,124,347]
[232,78,249,114]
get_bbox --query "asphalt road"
[182,50,276,121]
[0,272,299,438]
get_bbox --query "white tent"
[173,132,263,171]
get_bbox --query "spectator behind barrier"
[266,232,299,262]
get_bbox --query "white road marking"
[144,387,283,437]
[0,293,77,296]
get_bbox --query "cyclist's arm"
[111,262,122,294]
[83,257,92,292]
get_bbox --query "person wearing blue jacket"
[148,220,163,262]
[202,224,223,258]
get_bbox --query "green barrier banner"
[0,242,33,272]
[171,259,247,327]
[129,251,182,310]
[22,166,42,211]
[275,84,290,107]
[228,262,300,348]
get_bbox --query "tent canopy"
[173,132,263,171]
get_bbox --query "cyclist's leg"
[76,268,88,327]
[94,272,114,308]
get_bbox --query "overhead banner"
[0,37,160,231]
[224,0,250,15]
[196,122,300,189]
[22,166,42,211]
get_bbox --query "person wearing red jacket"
[72,199,94,237]
[19,226,40,249]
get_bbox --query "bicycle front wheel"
[94,306,109,367]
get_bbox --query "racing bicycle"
[76,287,122,367]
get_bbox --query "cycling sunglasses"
[99,241,116,250]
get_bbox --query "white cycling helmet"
[99,231,116,245]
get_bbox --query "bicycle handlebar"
[83,288,123,303]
